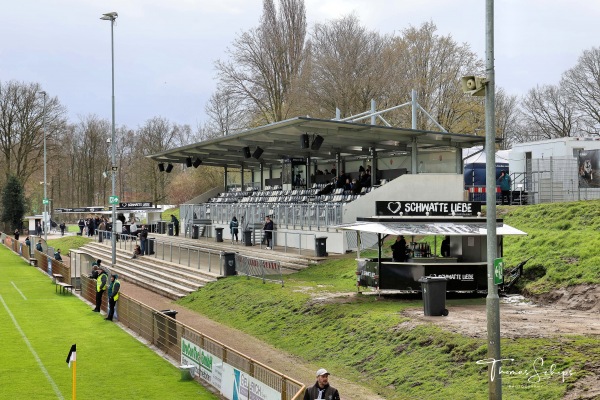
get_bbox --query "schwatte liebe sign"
[376,201,482,217]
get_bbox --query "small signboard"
[109,196,119,205]
[43,198,49,205]
[376,201,482,217]
[494,258,504,285]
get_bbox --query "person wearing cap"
[93,263,108,312]
[105,274,120,321]
[303,368,340,400]
[391,235,407,262]
[54,249,63,262]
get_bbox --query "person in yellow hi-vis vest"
[93,265,108,312]
[105,275,120,321]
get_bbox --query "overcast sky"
[1,0,598,129]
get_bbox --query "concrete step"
[80,245,207,298]
[86,242,220,283]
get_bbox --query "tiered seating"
[210,183,377,206]
[210,190,251,203]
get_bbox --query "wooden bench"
[56,282,74,294]
[52,273,64,284]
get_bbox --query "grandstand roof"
[147,117,486,169]
[336,217,527,236]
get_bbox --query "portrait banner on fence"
[578,150,600,188]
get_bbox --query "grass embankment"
[500,200,600,294]
[177,201,600,400]
[47,235,92,253]
[0,246,217,399]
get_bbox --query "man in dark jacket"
[304,369,340,400]
[263,216,274,249]
[105,274,120,321]
[171,215,180,236]
[139,225,149,255]
[391,235,407,262]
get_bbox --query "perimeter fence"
[0,232,305,400]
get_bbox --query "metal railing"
[235,253,283,286]
[95,230,224,274]
[182,202,343,232]
[78,275,305,400]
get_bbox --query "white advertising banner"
[221,363,281,400]
[181,338,223,390]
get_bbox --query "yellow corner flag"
[66,344,76,399]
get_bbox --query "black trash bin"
[215,227,224,242]
[159,309,178,346]
[148,238,155,255]
[99,232,103,243]
[221,252,236,276]
[243,230,252,246]
[157,221,165,234]
[315,236,328,257]
[192,225,199,239]
[419,276,448,316]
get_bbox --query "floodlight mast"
[39,91,48,242]
[101,11,118,265]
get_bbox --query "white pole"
[101,12,118,265]
[40,91,48,242]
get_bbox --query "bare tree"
[521,84,577,140]
[387,22,484,132]
[307,14,392,118]
[0,80,66,183]
[214,0,307,125]
[205,86,249,136]
[133,117,186,203]
[562,47,600,135]
[495,88,520,149]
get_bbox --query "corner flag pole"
[66,344,77,400]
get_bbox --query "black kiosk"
[338,201,526,293]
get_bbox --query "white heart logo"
[387,202,402,214]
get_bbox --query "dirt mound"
[532,284,600,312]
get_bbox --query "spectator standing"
[171,215,180,236]
[59,222,66,236]
[36,221,43,237]
[497,170,511,205]
[139,225,149,255]
[230,216,239,244]
[14,229,19,241]
[304,369,340,400]
[391,235,407,262]
[130,220,138,237]
[105,274,120,321]
[93,264,108,313]
[441,236,451,257]
[360,170,371,187]
[336,171,346,189]
[54,249,63,262]
[263,216,274,250]
[25,237,31,248]
[77,219,85,235]
[351,179,362,195]
[87,218,96,237]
